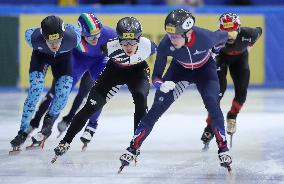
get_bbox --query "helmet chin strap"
[184,31,190,44]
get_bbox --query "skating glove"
[159,81,176,93]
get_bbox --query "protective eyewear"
[46,38,63,44]
[119,39,139,46]
[167,33,185,40]
[85,33,101,41]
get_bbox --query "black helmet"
[164,9,195,34]
[41,15,65,40]
[116,17,142,40]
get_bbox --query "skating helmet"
[164,9,195,34]
[116,17,142,41]
[219,13,241,32]
[41,15,65,41]
[78,13,102,37]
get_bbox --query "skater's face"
[120,39,139,56]
[167,33,185,48]
[227,30,238,44]
[83,33,101,45]
[46,38,63,52]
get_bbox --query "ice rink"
[0,88,284,184]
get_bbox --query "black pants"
[63,61,150,144]
[217,51,250,105]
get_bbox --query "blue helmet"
[78,13,102,37]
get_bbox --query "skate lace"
[120,152,135,162]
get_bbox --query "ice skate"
[226,111,237,148]
[201,126,214,152]
[218,150,232,172]
[26,132,46,150]
[118,147,138,174]
[57,119,70,138]
[134,148,140,166]
[9,130,29,155]
[227,118,236,135]
[51,140,70,163]
[27,113,56,150]
[80,128,95,152]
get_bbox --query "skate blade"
[229,134,233,148]
[225,165,232,173]
[9,148,21,155]
[202,143,209,152]
[41,138,47,149]
[51,155,58,164]
[227,166,232,172]
[117,165,125,174]
[118,159,130,174]
[134,158,138,166]
[221,163,232,172]
[81,143,87,152]
[26,144,42,151]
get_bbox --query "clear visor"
[167,33,185,40]
[119,39,139,46]
[46,38,63,45]
[84,33,101,41]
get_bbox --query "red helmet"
[219,13,241,32]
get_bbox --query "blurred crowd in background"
[0,0,283,6]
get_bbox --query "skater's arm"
[150,41,157,56]
[25,28,36,48]
[247,27,262,47]
[65,23,82,47]
[152,40,168,87]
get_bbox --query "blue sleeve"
[210,30,228,54]
[66,23,81,46]
[213,30,228,46]
[25,28,36,48]
[152,40,168,84]
[150,41,157,56]
[109,29,117,39]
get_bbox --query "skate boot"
[27,132,46,150]
[201,126,214,152]
[27,114,57,150]
[226,112,237,135]
[118,146,138,173]
[226,112,237,148]
[9,130,28,155]
[80,127,95,151]
[57,119,71,138]
[51,140,70,163]
[9,126,34,155]
[218,148,232,172]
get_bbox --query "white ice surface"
[0,89,284,184]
